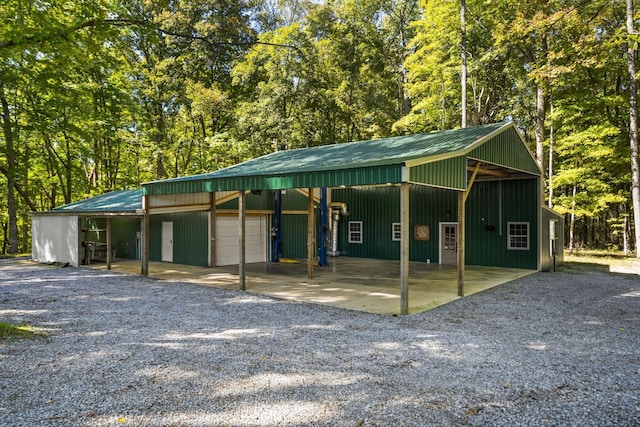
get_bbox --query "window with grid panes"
[507,222,529,250]
[348,221,363,244]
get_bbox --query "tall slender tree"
[627,0,640,257]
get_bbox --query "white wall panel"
[31,215,79,266]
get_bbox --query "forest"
[0,0,638,255]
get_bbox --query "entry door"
[440,223,458,265]
[161,221,173,262]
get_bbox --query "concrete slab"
[89,258,534,315]
[92,259,528,313]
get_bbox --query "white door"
[162,221,173,262]
[439,222,457,265]
[216,216,267,266]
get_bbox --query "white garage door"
[216,216,268,266]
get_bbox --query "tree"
[627,0,640,257]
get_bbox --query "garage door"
[216,216,268,266]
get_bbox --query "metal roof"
[143,122,540,195]
[34,190,143,216]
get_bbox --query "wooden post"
[141,195,149,276]
[457,190,465,297]
[307,188,314,279]
[238,190,246,291]
[209,192,216,268]
[106,217,112,270]
[400,182,410,315]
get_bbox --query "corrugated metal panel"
[209,165,403,192]
[142,123,513,195]
[409,157,467,190]
[409,185,458,263]
[279,214,313,259]
[331,180,540,268]
[112,218,141,260]
[331,185,458,261]
[332,186,400,259]
[148,192,210,208]
[469,127,540,175]
[150,212,209,267]
[465,179,539,269]
[51,190,141,213]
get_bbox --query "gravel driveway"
[1,260,639,426]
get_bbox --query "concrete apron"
[90,258,535,315]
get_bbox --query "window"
[507,222,529,250]
[549,219,558,256]
[348,221,363,244]
[392,223,402,241]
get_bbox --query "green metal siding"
[112,218,140,260]
[331,186,456,262]
[279,214,318,259]
[409,157,467,189]
[469,127,540,175]
[331,180,539,269]
[465,179,539,269]
[410,186,459,263]
[150,212,209,267]
[333,186,401,259]
[143,165,403,195]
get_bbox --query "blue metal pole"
[319,187,329,266]
[272,190,282,262]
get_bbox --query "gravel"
[1,260,639,426]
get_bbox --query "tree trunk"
[535,85,545,171]
[626,0,640,258]
[548,102,554,208]
[0,81,18,254]
[569,184,577,254]
[460,0,467,128]
[624,214,629,256]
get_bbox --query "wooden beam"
[238,190,246,291]
[464,161,482,203]
[400,182,410,315]
[209,192,216,268]
[106,217,112,270]
[466,165,508,178]
[307,187,314,279]
[457,191,465,297]
[141,195,149,276]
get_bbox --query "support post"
[319,187,328,267]
[209,192,216,268]
[457,190,465,296]
[141,195,149,276]
[239,190,246,291]
[400,182,410,315]
[106,217,112,270]
[272,190,282,262]
[307,188,314,279]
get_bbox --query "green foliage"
[0,321,40,341]
[0,0,636,253]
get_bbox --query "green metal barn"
[32,122,564,314]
